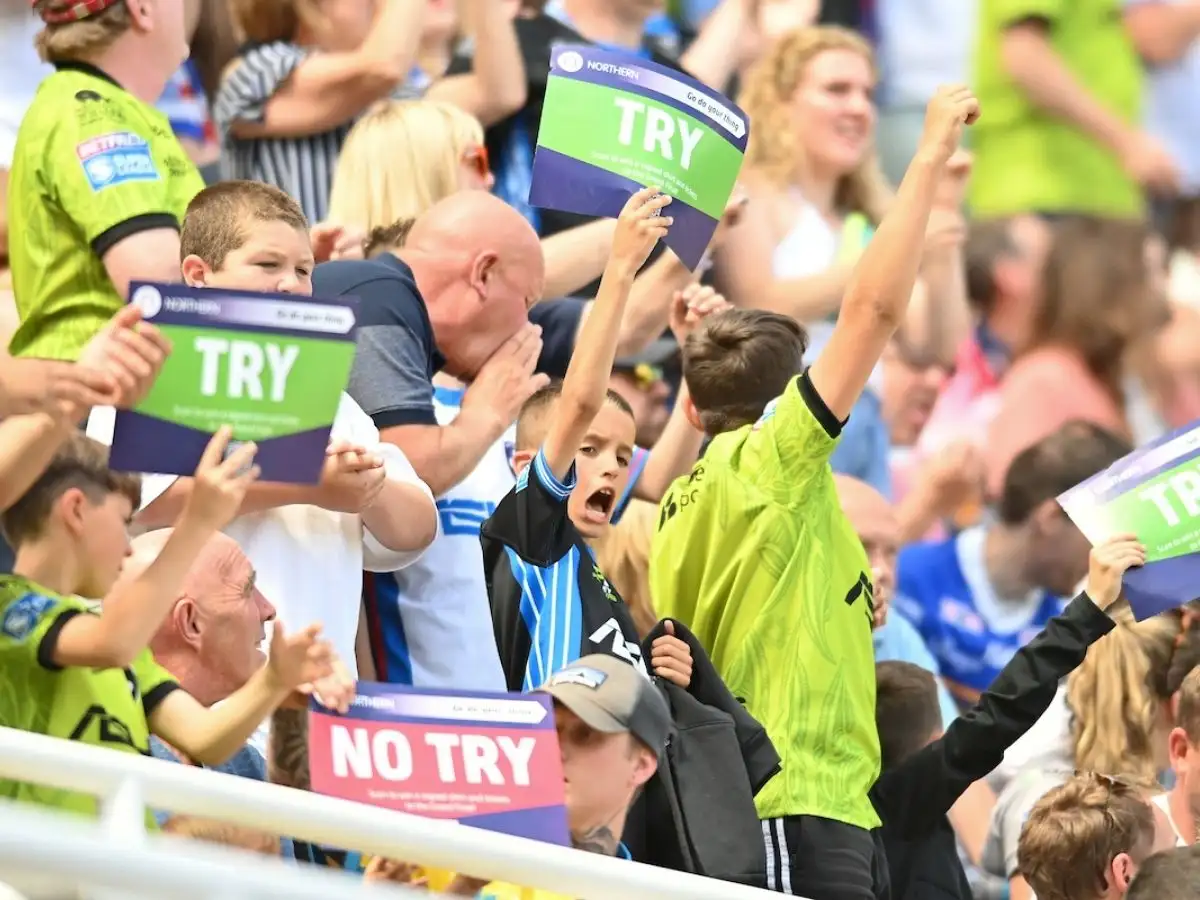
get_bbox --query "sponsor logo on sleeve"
[1,593,57,642]
[76,131,159,191]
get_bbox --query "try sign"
[308,683,569,845]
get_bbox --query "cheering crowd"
[5,0,1200,898]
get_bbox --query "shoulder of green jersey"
[1,592,60,642]
[75,130,162,192]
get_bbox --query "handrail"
[0,727,788,900]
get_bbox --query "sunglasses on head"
[462,144,491,180]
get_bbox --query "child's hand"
[313,440,386,513]
[668,284,732,345]
[266,621,335,694]
[651,620,694,689]
[78,304,173,410]
[181,426,260,532]
[1086,533,1147,611]
[610,187,673,277]
[298,655,355,714]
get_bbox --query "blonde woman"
[983,605,1200,900]
[592,498,659,638]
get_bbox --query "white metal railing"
[0,726,789,900]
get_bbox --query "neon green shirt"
[650,373,880,829]
[0,575,180,820]
[969,0,1143,217]
[7,61,203,361]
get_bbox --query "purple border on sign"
[1059,419,1200,508]
[1123,555,1200,621]
[312,682,557,731]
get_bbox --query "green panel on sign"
[134,324,354,440]
[538,77,742,219]
[1069,464,1200,564]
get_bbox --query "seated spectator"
[480,189,679,689]
[895,421,1132,709]
[0,429,332,825]
[10,0,206,361]
[89,181,438,675]
[1016,773,1177,900]
[985,218,1167,496]
[1155,666,1200,846]
[1127,845,1200,899]
[983,604,1200,896]
[651,87,979,900]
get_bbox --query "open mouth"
[583,487,616,521]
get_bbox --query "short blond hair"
[33,0,130,62]
[326,100,484,231]
[1018,772,1157,900]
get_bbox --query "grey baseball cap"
[536,655,672,753]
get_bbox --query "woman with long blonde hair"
[985,605,1200,899]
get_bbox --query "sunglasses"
[462,144,491,180]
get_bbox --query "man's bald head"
[834,475,900,629]
[404,192,545,379]
[128,529,275,705]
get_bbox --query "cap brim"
[538,684,630,735]
[614,337,679,370]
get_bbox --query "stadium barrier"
[0,726,791,900]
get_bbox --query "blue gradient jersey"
[894,525,1064,707]
[364,385,648,689]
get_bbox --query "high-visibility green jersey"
[7,61,203,360]
[651,372,881,829]
[0,575,179,821]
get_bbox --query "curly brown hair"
[738,25,891,224]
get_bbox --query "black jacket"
[871,593,1116,899]
[623,619,781,887]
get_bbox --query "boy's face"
[183,221,315,295]
[76,492,135,599]
[568,401,637,540]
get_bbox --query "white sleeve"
[361,441,439,573]
[85,406,179,510]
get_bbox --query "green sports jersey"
[651,373,881,829]
[7,61,204,361]
[0,575,179,821]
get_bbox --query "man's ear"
[174,597,202,649]
[1169,725,1192,768]
[632,744,658,789]
[181,255,211,287]
[1108,852,1136,893]
[467,251,500,299]
[683,391,703,432]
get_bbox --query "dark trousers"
[761,815,887,900]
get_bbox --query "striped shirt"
[213,42,349,222]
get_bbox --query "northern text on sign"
[194,337,298,402]
[614,97,703,170]
[330,725,536,786]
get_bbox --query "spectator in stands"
[8,0,205,361]
[89,181,438,678]
[1155,665,1200,845]
[1016,773,1177,900]
[971,0,1176,218]
[985,219,1168,495]
[918,215,1053,461]
[652,86,979,900]
[481,189,683,690]
[895,421,1132,710]
[0,429,336,825]
[1128,845,1200,899]
[873,532,1140,900]
[984,604,1200,897]
[592,499,659,638]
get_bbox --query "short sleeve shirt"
[0,575,180,820]
[650,372,881,829]
[7,61,204,360]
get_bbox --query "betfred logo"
[76,131,149,160]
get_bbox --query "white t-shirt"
[1151,792,1189,847]
[87,393,436,674]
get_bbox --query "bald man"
[313,191,562,499]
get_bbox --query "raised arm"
[220,0,425,140]
[809,85,979,422]
[872,535,1144,838]
[541,188,672,480]
[424,0,526,126]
